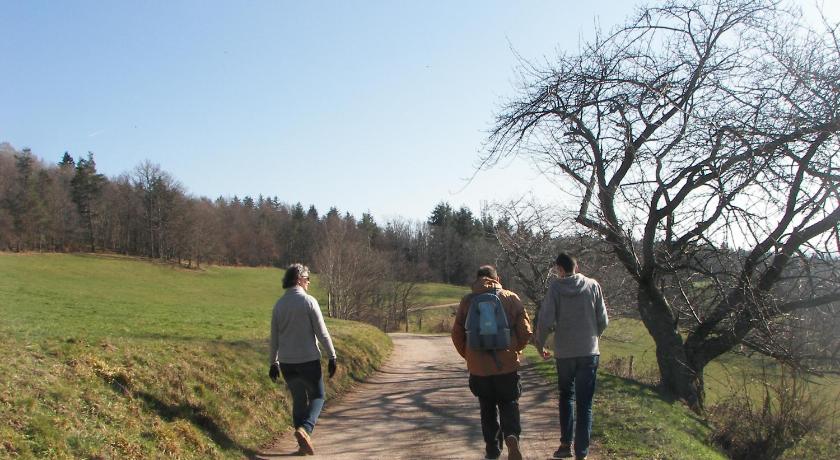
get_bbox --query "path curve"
[257,333,593,460]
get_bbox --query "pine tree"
[70,152,105,252]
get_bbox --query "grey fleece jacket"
[269,286,337,365]
[535,273,609,358]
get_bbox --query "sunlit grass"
[0,253,391,459]
[523,345,726,459]
[413,281,464,307]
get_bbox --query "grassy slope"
[523,347,726,459]
[403,282,464,333]
[413,282,465,307]
[598,318,840,458]
[601,319,840,408]
[0,253,391,459]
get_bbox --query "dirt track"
[256,333,592,460]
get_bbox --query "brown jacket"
[451,277,533,376]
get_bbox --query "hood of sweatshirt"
[552,273,588,296]
[471,276,502,294]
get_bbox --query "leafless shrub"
[710,366,835,459]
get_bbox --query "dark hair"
[476,265,499,280]
[554,253,577,273]
[282,263,309,289]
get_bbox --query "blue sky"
[2,1,837,223]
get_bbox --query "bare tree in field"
[315,213,388,322]
[493,197,564,310]
[493,198,637,320]
[485,0,840,408]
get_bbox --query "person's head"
[476,265,499,281]
[554,253,577,277]
[282,263,311,290]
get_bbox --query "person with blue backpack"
[452,265,533,460]
[535,253,609,460]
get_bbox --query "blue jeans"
[279,360,325,434]
[555,355,599,457]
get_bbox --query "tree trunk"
[87,212,95,252]
[636,287,704,410]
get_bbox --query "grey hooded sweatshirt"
[535,273,609,359]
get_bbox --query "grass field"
[399,281,464,333]
[412,281,465,307]
[599,318,840,458]
[0,253,391,459]
[599,318,840,407]
[523,346,727,459]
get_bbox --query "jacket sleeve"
[535,282,557,350]
[269,303,280,365]
[595,282,609,336]
[451,296,469,359]
[509,293,532,352]
[309,297,337,359]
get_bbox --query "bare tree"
[132,161,183,259]
[494,198,638,322]
[493,197,564,309]
[485,0,840,408]
[315,213,388,322]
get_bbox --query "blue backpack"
[465,289,512,368]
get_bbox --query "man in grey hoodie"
[535,253,608,460]
[269,263,337,456]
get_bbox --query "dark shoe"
[504,435,522,460]
[484,428,503,459]
[294,427,314,455]
[552,443,572,458]
[575,457,587,460]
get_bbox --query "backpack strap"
[491,287,505,371]
[490,349,502,371]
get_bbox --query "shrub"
[710,366,832,459]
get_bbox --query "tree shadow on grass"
[134,391,258,458]
[598,373,715,448]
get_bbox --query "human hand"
[269,363,280,382]
[328,358,337,378]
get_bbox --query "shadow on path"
[256,333,586,460]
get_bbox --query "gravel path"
[256,333,595,460]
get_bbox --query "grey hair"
[282,263,310,289]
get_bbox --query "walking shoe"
[552,443,572,458]
[504,435,522,460]
[294,427,314,455]
[483,444,501,459]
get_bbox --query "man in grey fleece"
[269,263,337,456]
[535,253,608,460]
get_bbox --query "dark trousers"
[469,372,522,457]
[279,360,326,434]
[555,355,599,457]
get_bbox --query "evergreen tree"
[70,153,105,252]
[58,152,75,168]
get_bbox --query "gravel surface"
[256,333,598,460]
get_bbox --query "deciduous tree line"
[0,144,521,329]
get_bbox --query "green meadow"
[0,253,391,459]
[412,282,464,307]
[597,318,840,458]
[523,346,728,459]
